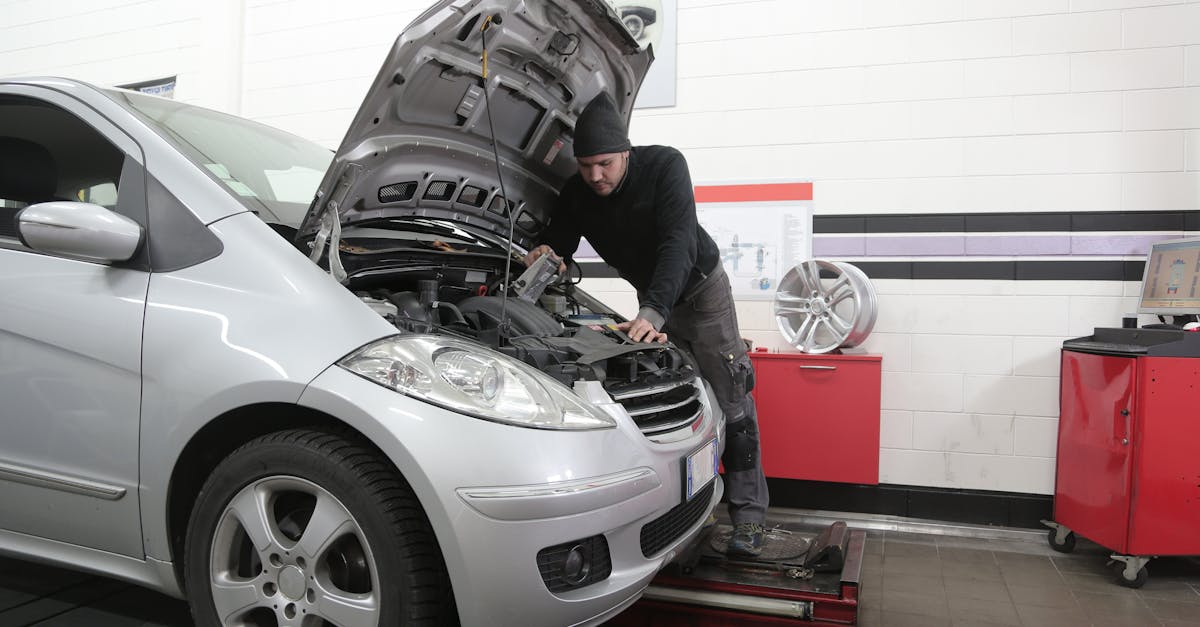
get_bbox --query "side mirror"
[17,201,144,264]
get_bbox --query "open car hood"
[299,0,652,251]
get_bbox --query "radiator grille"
[610,378,703,436]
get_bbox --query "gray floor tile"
[37,585,190,626]
[1073,588,1158,623]
[864,537,884,556]
[887,531,941,546]
[952,620,1026,627]
[938,547,997,564]
[886,541,941,559]
[882,589,950,618]
[857,607,884,627]
[0,589,39,614]
[947,596,1021,625]
[953,539,1059,557]
[1139,581,1200,604]
[883,555,943,577]
[1000,566,1064,588]
[1146,598,1200,622]
[1059,570,1131,593]
[0,579,128,626]
[994,551,1056,568]
[877,611,951,627]
[0,558,93,613]
[942,560,1004,582]
[862,580,883,600]
[1014,604,1093,627]
[1052,554,1105,574]
[1006,583,1080,609]
[881,573,945,595]
[944,577,1011,603]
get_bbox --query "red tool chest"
[749,351,882,484]
[1049,327,1200,586]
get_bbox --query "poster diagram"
[573,183,814,300]
[696,202,813,298]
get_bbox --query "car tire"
[184,428,456,626]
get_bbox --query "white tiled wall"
[580,273,1148,495]
[2,0,1198,495]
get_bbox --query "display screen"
[1139,238,1200,314]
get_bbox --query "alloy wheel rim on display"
[774,259,878,354]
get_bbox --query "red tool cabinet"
[1050,327,1200,586]
[749,351,882,485]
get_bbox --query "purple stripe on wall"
[812,237,866,257]
[810,232,1186,258]
[965,235,1070,256]
[574,238,599,260]
[866,235,965,256]
[1070,234,1179,255]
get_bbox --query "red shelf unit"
[749,350,882,485]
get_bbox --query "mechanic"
[525,93,770,557]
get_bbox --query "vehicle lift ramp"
[610,520,865,626]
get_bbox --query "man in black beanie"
[525,93,770,557]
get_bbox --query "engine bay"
[334,223,706,436]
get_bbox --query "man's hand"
[617,318,668,344]
[524,244,567,274]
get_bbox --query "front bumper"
[298,366,724,627]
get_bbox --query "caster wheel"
[1047,528,1076,553]
[1116,565,1149,588]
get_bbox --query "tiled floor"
[3,517,1200,626]
[856,529,1200,627]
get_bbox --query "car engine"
[339,232,706,437]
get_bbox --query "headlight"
[339,335,616,430]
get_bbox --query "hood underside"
[301,0,652,250]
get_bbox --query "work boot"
[727,522,765,557]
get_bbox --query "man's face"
[576,151,629,197]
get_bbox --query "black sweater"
[538,146,720,327]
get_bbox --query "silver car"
[0,1,724,625]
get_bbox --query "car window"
[109,90,333,229]
[0,97,125,241]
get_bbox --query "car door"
[0,87,147,558]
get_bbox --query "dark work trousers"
[662,267,769,525]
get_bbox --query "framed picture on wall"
[607,0,676,108]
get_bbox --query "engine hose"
[431,301,466,325]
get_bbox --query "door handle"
[799,365,836,371]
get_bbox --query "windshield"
[108,90,332,227]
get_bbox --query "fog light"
[562,545,590,585]
[536,535,611,592]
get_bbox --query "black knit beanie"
[572,93,631,157]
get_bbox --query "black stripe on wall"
[579,260,1148,281]
[814,210,1200,234]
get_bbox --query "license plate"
[682,438,719,502]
